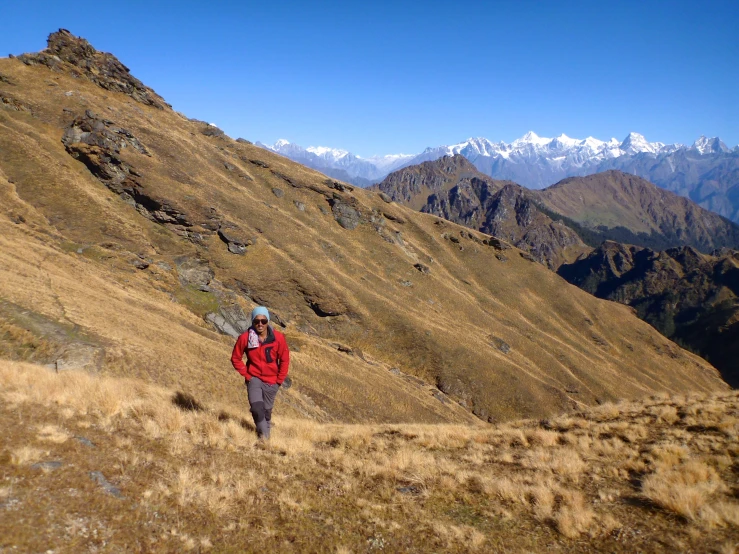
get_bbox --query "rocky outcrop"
[18,29,169,109]
[217,224,255,255]
[62,110,150,156]
[558,242,739,386]
[62,111,201,238]
[175,257,214,291]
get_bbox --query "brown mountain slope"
[0,31,727,424]
[538,171,739,252]
[375,155,590,269]
[558,242,739,387]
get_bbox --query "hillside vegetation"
[1,360,738,552]
[0,30,726,424]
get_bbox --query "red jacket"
[231,327,290,385]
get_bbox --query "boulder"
[331,201,360,230]
[217,225,254,255]
[175,257,213,290]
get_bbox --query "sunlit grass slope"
[1,361,738,552]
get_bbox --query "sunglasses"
[253,319,268,325]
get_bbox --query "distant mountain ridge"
[375,157,739,266]
[259,133,739,223]
[374,155,589,269]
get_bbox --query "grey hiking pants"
[246,376,280,439]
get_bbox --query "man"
[231,306,290,440]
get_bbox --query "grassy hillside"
[538,171,739,253]
[0,31,728,427]
[1,360,738,552]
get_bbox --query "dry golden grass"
[1,360,738,552]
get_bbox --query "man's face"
[253,316,268,331]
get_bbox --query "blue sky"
[2,1,737,156]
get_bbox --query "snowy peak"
[619,132,658,155]
[306,145,350,160]
[256,131,733,191]
[692,135,729,155]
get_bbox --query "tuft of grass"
[173,286,220,318]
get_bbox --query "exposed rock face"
[62,110,150,155]
[378,156,587,269]
[331,199,361,230]
[424,181,586,269]
[558,242,739,386]
[18,29,169,110]
[175,257,214,291]
[62,111,198,236]
[206,304,250,338]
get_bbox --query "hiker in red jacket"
[231,306,290,440]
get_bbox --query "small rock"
[31,461,63,471]
[489,336,511,354]
[389,367,402,376]
[294,201,306,211]
[236,138,252,144]
[400,280,413,287]
[433,391,450,405]
[224,162,236,171]
[519,251,536,262]
[132,259,149,270]
[449,236,460,244]
[396,486,421,495]
[496,253,508,262]
[413,263,430,274]
[271,187,284,198]
[336,344,354,355]
[378,192,392,203]
[75,436,95,448]
[89,471,123,498]
[156,261,172,271]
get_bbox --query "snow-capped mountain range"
[259,132,733,188]
[258,132,739,222]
